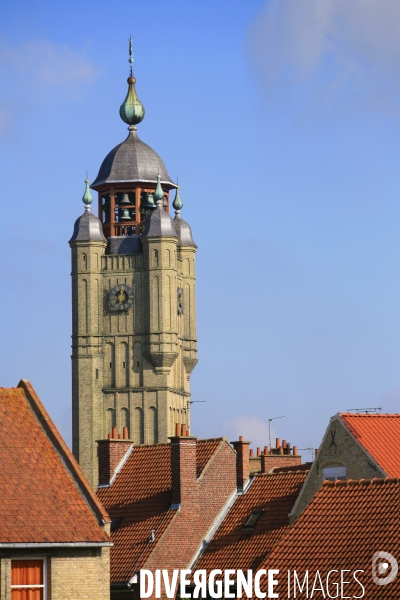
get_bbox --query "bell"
[141,192,155,210]
[119,208,131,221]
[119,193,131,205]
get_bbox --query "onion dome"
[91,39,176,191]
[69,179,106,243]
[119,36,145,125]
[119,75,145,126]
[172,186,196,247]
[172,185,183,211]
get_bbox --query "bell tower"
[69,44,198,487]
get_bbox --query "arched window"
[148,407,158,444]
[134,407,144,444]
[106,408,115,436]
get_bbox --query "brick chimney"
[97,428,133,486]
[231,436,251,491]
[170,430,198,508]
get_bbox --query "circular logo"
[372,551,398,585]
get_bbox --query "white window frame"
[322,466,347,482]
[10,557,47,600]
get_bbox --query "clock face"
[109,284,134,312]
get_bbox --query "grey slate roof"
[69,209,106,243]
[91,127,176,189]
[142,205,177,238]
[173,213,196,247]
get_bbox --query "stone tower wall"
[71,235,197,487]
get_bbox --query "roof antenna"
[346,407,382,414]
[268,416,285,451]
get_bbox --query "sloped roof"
[0,381,110,545]
[97,438,225,583]
[262,477,400,597]
[341,413,400,477]
[194,471,307,573]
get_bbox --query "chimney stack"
[97,430,133,486]
[170,433,198,508]
[231,437,251,491]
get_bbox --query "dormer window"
[322,466,347,482]
[243,511,262,529]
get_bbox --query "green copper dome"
[119,76,145,125]
[172,186,183,211]
[82,178,93,206]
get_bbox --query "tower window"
[96,369,99,379]
[137,361,140,367]
[109,362,112,369]
[123,362,126,368]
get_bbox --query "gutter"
[0,542,113,548]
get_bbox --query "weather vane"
[128,35,133,75]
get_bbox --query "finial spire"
[172,184,183,214]
[119,37,145,126]
[82,178,93,211]
[154,174,164,207]
[128,35,133,76]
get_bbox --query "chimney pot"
[282,440,287,448]
[118,433,122,439]
[239,435,244,442]
[112,426,117,439]
[175,423,182,437]
[249,449,254,457]
[186,428,190,436]
[107,433,111,439]
[123,427,129,440]
[264,446,269,455]
[276,438,280,449]
[293,445,298,456]
[181,423,187,436]
[257,447,261,457]
[279,445,284,455]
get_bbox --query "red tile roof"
[194,471,307,573]
[262,477,400,598]
[0,381,110,544]
[341,413,400,477]
[97,438,226,583]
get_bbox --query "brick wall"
[97,439,133,485]
[142,438,236,599]
[0,547,110,600]
[261,455,302,472]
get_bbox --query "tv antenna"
[346,407,381,414]
[299,447,316,460]
[189,400,206,405]
[268,416,285,450]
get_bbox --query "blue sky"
[0,0,399,458]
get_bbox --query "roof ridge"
[18,380,110,524]
[323,476,399,487]
[256,470,309,477]
[340,412,400,417]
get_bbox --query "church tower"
[69,46,197,486]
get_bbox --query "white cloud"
[0,38,97,135]
[246,0,400,118]
[223,414,276,451]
